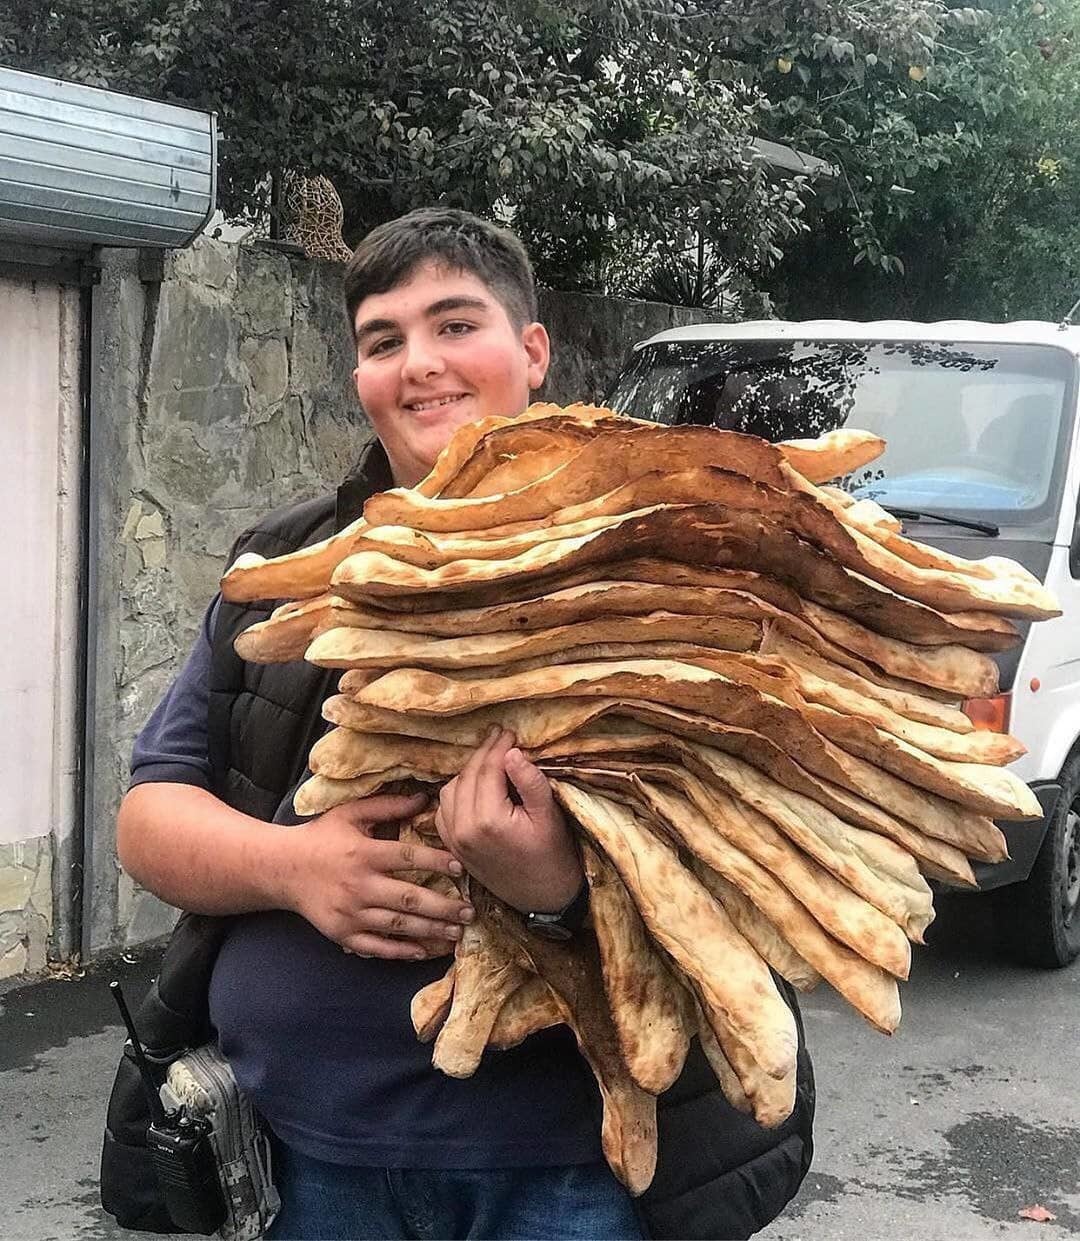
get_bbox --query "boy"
[117,209,642,1239]
[116,208,813,1241]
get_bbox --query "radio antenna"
[109,980,169,1127]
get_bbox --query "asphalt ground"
[2,895,1078,1241]
[758,894,1080,1240]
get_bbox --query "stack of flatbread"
[220,403,1059,1194]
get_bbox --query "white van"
[607,320,1080,967]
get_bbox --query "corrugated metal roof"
[0,65,216,250]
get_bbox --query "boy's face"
[352,261,550,487]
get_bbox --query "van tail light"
[962,692,1012,733]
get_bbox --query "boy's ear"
[522,321,550,391]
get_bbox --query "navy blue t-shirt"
[130,602,602,1168]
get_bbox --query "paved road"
[759,895,1080,1240]
[2,897,1078,1240]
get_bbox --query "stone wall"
[539,287,706,406]
[0,840,52,978]
[83,237,708,954]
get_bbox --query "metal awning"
[0,65,216,251]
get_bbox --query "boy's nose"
[401,337,446,382]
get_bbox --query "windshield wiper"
[884,507,1000,537]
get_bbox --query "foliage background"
[1,0,1077,319]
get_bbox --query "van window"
[608,339,1075,527]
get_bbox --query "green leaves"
[6,0,1074,317]
[767,0,1080,320]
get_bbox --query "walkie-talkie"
[110,981,227,1236]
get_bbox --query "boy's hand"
[280,792,474,959]
[435,729,583,913]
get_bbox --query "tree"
[762,0,1080,321]
[0,0,963,295]
[0,0,784,289]
[601,0,982,306]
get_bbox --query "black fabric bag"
[100,912,230,1233]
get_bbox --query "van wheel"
[1003,753,1080,968]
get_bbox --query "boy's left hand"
[435,728,583,914]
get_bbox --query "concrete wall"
[0,276,83,981]
[82,237,709,955]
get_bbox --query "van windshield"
[608,339,1075,526]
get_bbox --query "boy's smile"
[352,262,549,487]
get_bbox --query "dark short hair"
[344,208,538,340]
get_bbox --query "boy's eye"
[441,320,475,337]
[367,336,401,356]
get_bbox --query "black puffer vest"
[208,441,393,819]
[102,441,815,1239]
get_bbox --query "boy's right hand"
[279,793,473,960]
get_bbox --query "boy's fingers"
[369,838,464,879]
[369,875,474,926]
[475,730,518,822]
[453,726,501,815]
[341,933,451,961]
[355,907,466,944]
[341,792,429,826]
[505,748,556,819]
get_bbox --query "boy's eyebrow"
[425,295,490,317]
[354,295,491,344]
[354,316,397,343]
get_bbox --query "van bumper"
[964,781,1060,892]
